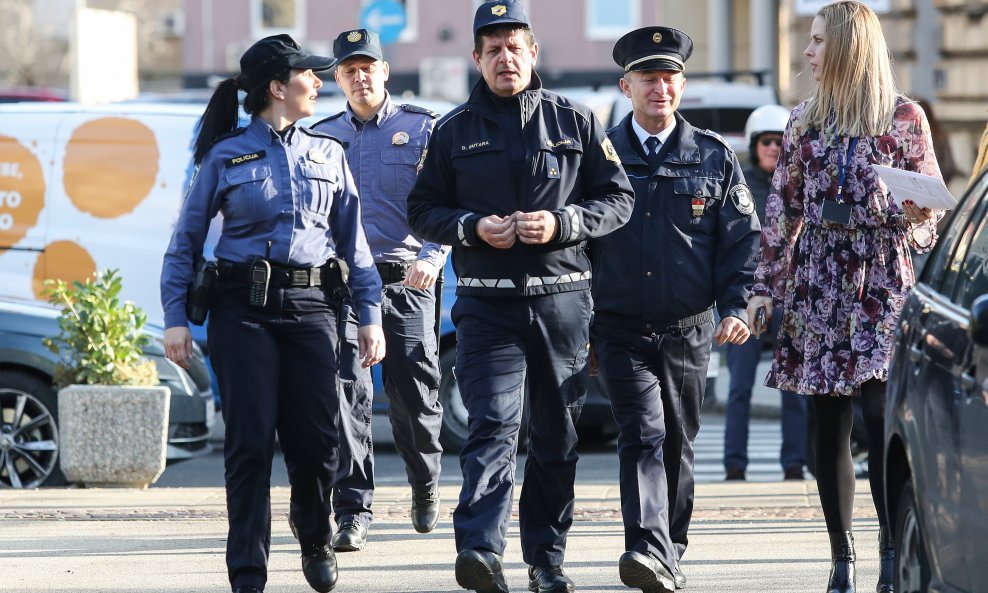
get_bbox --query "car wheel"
[436,346,529,453]
[438,347,469,452]
[894,480,930,593]
[0,370,66,488]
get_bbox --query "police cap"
[239,34,336,89]
[612,27,694,73]
[333,29,384,63]
[473,0,530,34]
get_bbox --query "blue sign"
[360,0,407,45]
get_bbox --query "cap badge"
[347,31,362,43]
[392,131,410,146]
[652,32,663,44]
[307,148,327,164]
[491,4,507,16]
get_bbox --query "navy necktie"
[644,136,662,169]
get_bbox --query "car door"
[900,186,988,592]
[947,170,988,592]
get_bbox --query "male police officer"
[589,27,759,593]
[407,2,634,592]
[311,29,448,550]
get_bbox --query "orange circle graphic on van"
[63,118,159,218]
[0,135,46,247]
[32,240,98,299]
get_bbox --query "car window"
[951,173,988,308]
[679,107,753,136]
[921,172,988,293]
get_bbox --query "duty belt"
[217,259,340,288]
[598,308,714,334]
[376,261,411,284]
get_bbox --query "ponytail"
[193,78,242,165]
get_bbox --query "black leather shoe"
[411,486,440,533]
[724,467,746,481]
[527,565,575,593]
[301,544,338,593]
[827,531,856,593]
[618,550,675,593]
[784,466,806,480]
[673,560,686,589]
[455,549,509,593]
[877,526,894,593]
[234,587,262,593]
[331,521,368,552]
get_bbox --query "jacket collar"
[466,70,544,122]
[246,115,298,147]
[610,111,700,168]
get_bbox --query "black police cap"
[238,34,336,90]
[612,26,694,73]
[333,29,384,64]
[473,0,530,34]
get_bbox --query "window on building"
[252,0,304,38]
[586,0,639,41]
[361,0,419,44]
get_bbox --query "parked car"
[0,296,215,489]
[884,168,988,593]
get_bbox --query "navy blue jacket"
[591,112,760,327]
[407,73,634,297]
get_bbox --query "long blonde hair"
[800,1,899,140]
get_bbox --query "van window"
[678,107,754,136]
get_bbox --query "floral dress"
[752,98,943,396]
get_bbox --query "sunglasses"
[759,136,783,147]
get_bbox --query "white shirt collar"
[631,116,676,151]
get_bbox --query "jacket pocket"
[671,176,722,229]
[380,147,423,197]
[224,164,274,220]
[299,161,339,223]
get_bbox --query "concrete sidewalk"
[1,480,880,593]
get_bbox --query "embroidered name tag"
[461,140,491,152]
[226,151,266,167]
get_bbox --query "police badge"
[729,184,755,216]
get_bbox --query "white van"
[0,102,202,324]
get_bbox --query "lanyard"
[836,137,858,204]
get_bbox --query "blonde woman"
[745,2,942,592]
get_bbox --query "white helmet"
[744,104,790,145]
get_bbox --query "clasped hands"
[476,211,558,248]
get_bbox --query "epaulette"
[211,126,248,146]
[401,104,440,119]
[299,127,344,145]
[312,111,346,128]
[696,127,732,149]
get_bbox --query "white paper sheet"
[870,164,958,210]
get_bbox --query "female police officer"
[160,35,384,593]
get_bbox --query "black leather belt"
[598,308,715,334]
[217,259,339,288]
[376,261,411,284]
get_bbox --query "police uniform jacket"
[591,112,760,328]
[407,73,634,297]
[161,115,382,328]
[312,92,449,267]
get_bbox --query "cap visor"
[475,18,528,34]
[628,58,683,72]
[293,54,338,72]
[335,49,384,64]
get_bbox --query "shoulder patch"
[729,184,755,216]
[401,104,440,119]
[601,137,621,165]
[225,150,266,168]
[212,126,248,147]
[312,112,346,128]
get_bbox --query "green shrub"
[43,269,159,388]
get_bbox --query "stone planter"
[58,385,170,488]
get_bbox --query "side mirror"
[969,294,988,346]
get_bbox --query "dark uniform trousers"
[451,291,591,567]
[208,279,342,590]
[333,282,443,526]
[591,316,713,567]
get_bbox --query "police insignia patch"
[652,32,663,43]
[491,4,507,16]
[601,138,621,165]
[729,184,755,216]
[347,31,362,42]
[392,131,410,145]
[307,148,327,164]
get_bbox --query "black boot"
[877,526,894,593]
[827,531,856,593]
